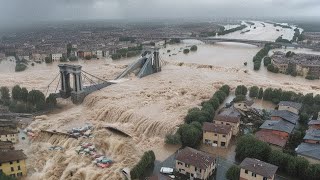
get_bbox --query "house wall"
[203,131,232,148]
[272,60,288,74]
[309,124,320,130]
[0,159,27,177]
[84,51,92,57]
[240,168,275,180]
[52,54,62,62]
[213,120,239,135]
[278,105,299,114]
[175,160,215,180]
[305,139,320,144]
[0,133,18,143]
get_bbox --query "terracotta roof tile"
[176,147,215,170]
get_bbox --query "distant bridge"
[137,36,315,49]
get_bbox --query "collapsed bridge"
[48,47,162,104]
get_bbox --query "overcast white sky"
[0,0,319,25]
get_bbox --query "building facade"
[0,150,27,178]
[203,122,232,148]
[51,53,63,62]
[175,147,216,180]
[239,158,278,180]
[0,130,18,143]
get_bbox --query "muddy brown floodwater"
[1,29,320,180]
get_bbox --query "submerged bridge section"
[49,47,162,104]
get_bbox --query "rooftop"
[240,158,278,178]
[0,150,27,163]
[176,147,215,170]
[308,120,320,126]
[270,110,299,125]
[255,130,288,148]
[0,129,19,135]
[203,122,232,135]
[278,101,302,110]
[260,120,295,134]
[304,129,320,141]
[296,143,320,160]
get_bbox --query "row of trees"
[253,44,271,70]
[275,36,291,44]
[130,150,155,179]
[165,85,230,147]
[0,85,57,113]
[218,25,247,36]
[235,135,320,180]
[111,45,143,60]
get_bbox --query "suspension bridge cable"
[81,73,101,91]
[45,73,60,97]
[82,70,107,82]
[54,76,61,94]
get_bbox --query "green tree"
[214,90,227,104]
[233,95,246,102]
[235,135,271,162]
[165,133,181,144]
[220,85,230,95]
[69,56,78,61]
[67,43,72,58]
[12,85,22,101]
[226,165,240,180]
[27,90,45,106]
[305,164,320,180]
[21,88,28,102]
[235,85,248,96]
[258,88,263,99]
[208,96,220,110]
[60,56,67,62]
[303,93,314,105]
[85,55,92,60]
[45,56,52,63]
[183,49,190,54]
[179,124,201,147]
[249,86,259,98]
[0,86,10,105]
[130,150,155,179]
[190,45,198,51]
[185,108,211,124]
[15,63,27,72]
[263,88,273,101]
[46,94,57,108]
[314,94,320,105]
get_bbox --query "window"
[185,164,190,168]
[17,160,20,163]
[10,174,15,178]
[223,135,226,137]
[0,163,2,166]
[195,167,197,171]
[10,161,13,164]
[191,173,194,177]
[177,161,183,165]
[214,134,217,136]
[252,173,256,177]
[0,169,2,173]
[17,172,23,177]
[11,167,14,172]
[245,170,248,174]
[221,142,226,147]
[226,123,230,125]
[18,166,21,170]
[221,122,224,124]
[213,141,218,144]
[263,177,268,180]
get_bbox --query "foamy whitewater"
[1,22,318,180]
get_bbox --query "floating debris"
[67,124,94,138]
[49,146,64,151]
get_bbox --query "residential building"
[270,110,299,125]
[175,147,216,180]
[308,120,320,130]
[0,130,18,143]
[213,114,241,136]
[0,141,14,151]
[0,150,27,177]
[296,143,320,164]
[255,120,295,149]
[271,51,320,78]
[203,122,232,148]
[278,101,302,114]
[51,53,63,62]
[83,51,92,58]
[303,129,320,144]
[239,158,278,180]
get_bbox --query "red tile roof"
[255,130,288,148]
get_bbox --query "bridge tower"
[58,64,86,104]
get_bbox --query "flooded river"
[0,21,319,180]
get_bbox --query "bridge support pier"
[58,64,86,104]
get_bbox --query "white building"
[96,50,103,58]
[51,53,63,62]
